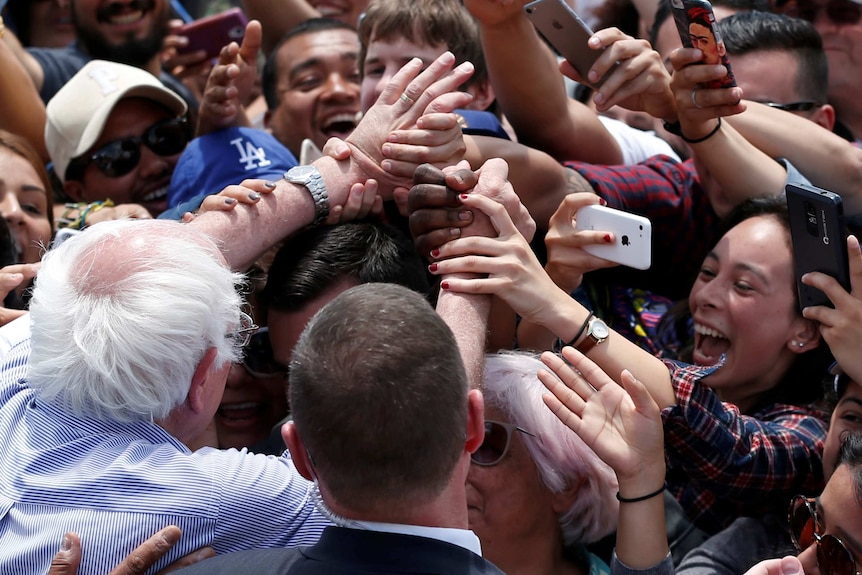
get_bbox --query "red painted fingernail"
[429,263,438,272]
[431,249,440,258]
[599,197,607,206]
[441,281,450,290]
[603,234,612,243]
[459,194,469,201]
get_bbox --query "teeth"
[141,186,167,203]
[220,402,259,412]
[694,323,727,339]
[109,10,144,25]
[322,112,359,131]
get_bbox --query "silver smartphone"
[575,205,652,270]
[524,0,611,86]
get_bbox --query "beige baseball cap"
[45,60,188,183]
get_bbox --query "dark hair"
[262,18,357,111]
[289,283,469,510]
[357,0,490,95]
[717,11,828,105]
[837,433,862,503]
[262,220,430,312]
[656,196,833,410]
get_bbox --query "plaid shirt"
[661,360,828,535]
[565,156,719,301]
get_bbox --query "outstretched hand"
[538,347,665,488]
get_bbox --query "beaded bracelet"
[56,200,115,230]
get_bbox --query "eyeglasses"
[240,328,288,378]
[227,310,259,349]
[789,495,861,575]
[65,116,190,180]
[757,100,821,112]
[470,420,536,467]
[777,0,862,25]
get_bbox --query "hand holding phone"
[524,0,612,86]
[575,205,652,270]
[176,7,248,61]
[786,183,851,311]
[670,0,736,89]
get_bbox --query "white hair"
[482,351,620,546]
[27,219,245,422]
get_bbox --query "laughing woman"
[431,192,832,536]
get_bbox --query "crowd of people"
[0,0,861,574]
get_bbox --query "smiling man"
[18,0,195,107]
[46,60,190,216]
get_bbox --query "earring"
[794,341,804,348]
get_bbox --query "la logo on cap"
[87,65,121,96]
[231,137,272,171]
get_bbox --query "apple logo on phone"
[621,235,630,246]
[552,19,563,29]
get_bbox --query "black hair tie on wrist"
[616,483,667,503]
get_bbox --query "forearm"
[0,41,49,162]
[478,15,622,164]
[190,154,349,271]
[241,0,318,54]
[437,284,491,389]
[726,102,862,213]
[686,121,786,218]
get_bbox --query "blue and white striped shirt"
[0,316,329,575]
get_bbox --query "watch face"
[286,165,315,181]
[592,319,610,339]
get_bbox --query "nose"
[225,362,255,389]
[1,194,23,227]
[692,273,725,311]
[137,145,173,180]
[797,543,820,575]
[321,73,359,102]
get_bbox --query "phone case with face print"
[670,0,737,89]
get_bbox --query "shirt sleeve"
[611,550,674,575]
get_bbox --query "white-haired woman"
[468,351,619,575]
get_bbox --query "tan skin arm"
[241,0,318,56]
[0,34,49,162]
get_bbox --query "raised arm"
[241,0,319,55]
[0,38,48,161]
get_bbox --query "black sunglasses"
[66,116,190,180]
[240,328,288,378]
[757,100,820,112]
[778,0,862,25]
[789,495,861,575]
[470,420,536,467]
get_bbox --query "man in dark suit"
[171,280,504,575]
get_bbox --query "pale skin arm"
[429,191,676,407]
[669,48,784,218]
[189,52,474,271]
[539,349,668,569]
[463,0,623,164]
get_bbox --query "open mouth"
[693,323,730,365]
[217,401,265,428]
[321,112,361,139]
[97,0,154,26]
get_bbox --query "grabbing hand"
[0,263,38,326]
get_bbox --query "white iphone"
[575,205,652,270]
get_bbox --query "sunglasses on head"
[241,328,288,378]
[789,495,861,575]
[778,0,862,25]
[66,116,190,180]
[755,100,821,112]
[470,420,536,467]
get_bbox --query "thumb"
[47,533,82,575]
[779,556,803,575]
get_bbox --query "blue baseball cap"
[167,126,298,210]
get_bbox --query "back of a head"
[837,432,862,493]
[357,0,488,90]
[27,219,244,422]
[482,352,619,545]
[263,221,430,313]
[717,11,828,104]
[289,283,468,512]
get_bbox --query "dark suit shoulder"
[170,547,304,575]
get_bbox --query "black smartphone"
[786,183,851,311]
[176,7,248,60]
[524,0,613,87]
[670,0,736,89]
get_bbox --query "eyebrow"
[838,397,862,410]
[289,52,359,81]
[20,184,46,195]
[704,251,772,286]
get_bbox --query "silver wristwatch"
[284,165,330,226]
